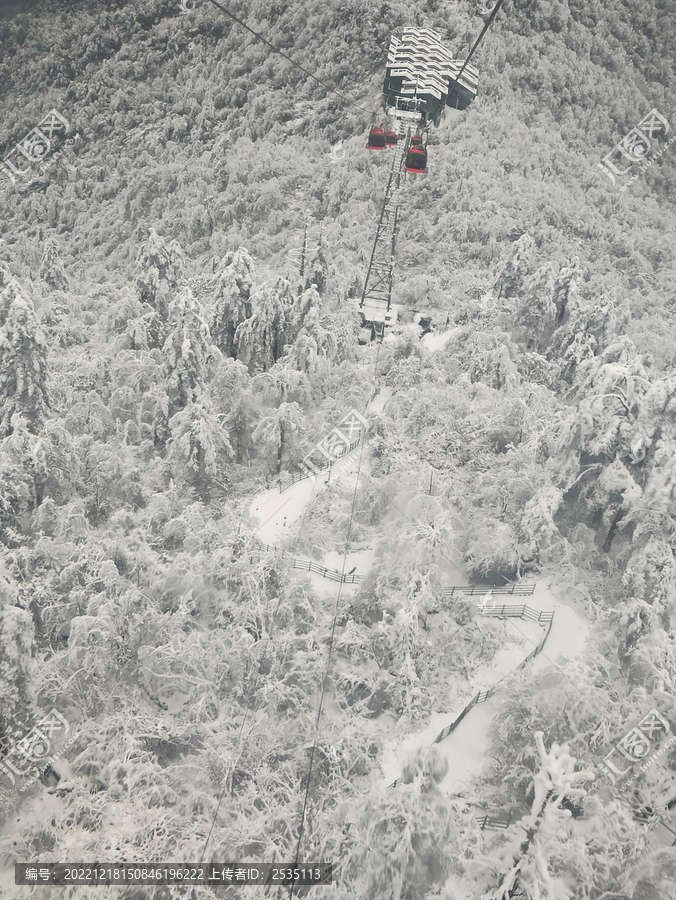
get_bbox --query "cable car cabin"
[367,126,387,150]
[405,146,427,174]
[410,135,423,147]
[385,131,398,146]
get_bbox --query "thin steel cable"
[194,349,383,884]
[287,344,382,898]
[196,478,324,869]
[205,0,371,113]
[453,0,506,87]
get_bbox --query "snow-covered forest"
[0,0,675,897]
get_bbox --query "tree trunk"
[602,507,624,554]
[277,423,284,474]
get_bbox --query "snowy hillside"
[0,0,676,899]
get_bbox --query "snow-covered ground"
[384,323,459,354]
[380,591,590,795]
[250,475,316,546]
[248,418,592,813]
[421,326,459,354]
[368,385,392,414]
[249,386,392,548]
[247,351,594,820]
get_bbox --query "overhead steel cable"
[287,345,382,899]
[193,355,384,886]
[205,0,370,113]
[453,0,506,90]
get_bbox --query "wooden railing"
[279,438,362,493]
[475,811,514,831]
[388,601,555,789]
[444,584,536,598]
[251,544,363,584]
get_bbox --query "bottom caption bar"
[16,864,332,885]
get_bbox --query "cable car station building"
[383,27,479,124]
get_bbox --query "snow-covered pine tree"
[0,265,51,436]
[234,279,293,375]
[38,236,68,292]
[550,256,581,325]
[166,392,234,497]
[162,288,213,415]
[210,247,255,358]
[251,400,306,475]
[135,227,185,318]
[487,733,595,900]
[496,233,536,301]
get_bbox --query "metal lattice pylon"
[359,117,417,333]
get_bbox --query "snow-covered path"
[421,325,459,353]
[247,339,591,806]
[249,386,393,549]
[380,581,590,795]
[384,324,460,355]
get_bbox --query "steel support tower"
[359,112,423,338]
[359,121,406,336]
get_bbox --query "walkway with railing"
[474,803,676,845]
[388,601,555,789]
[444,584,536,598]
[251,544,364,584]
[279,438,362,493]
[475,810,516,831]
[431,796,676,867]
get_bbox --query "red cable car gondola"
[367,126,386,150]
[405,133,427,173]
[385,130,398,146]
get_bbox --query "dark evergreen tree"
[135,228,185,318]
[162,292,213,416]
[167,392,234,499]
[210,248,255,359]
[0,266,50,436]
[496,233,536,301]
[234,278,294,375]
[38,237,68,292]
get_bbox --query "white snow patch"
[380,583,591,795]
[249,478,315,546]
[321,547,375,581]
[367,386,392,414]
[422,326,459,354]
